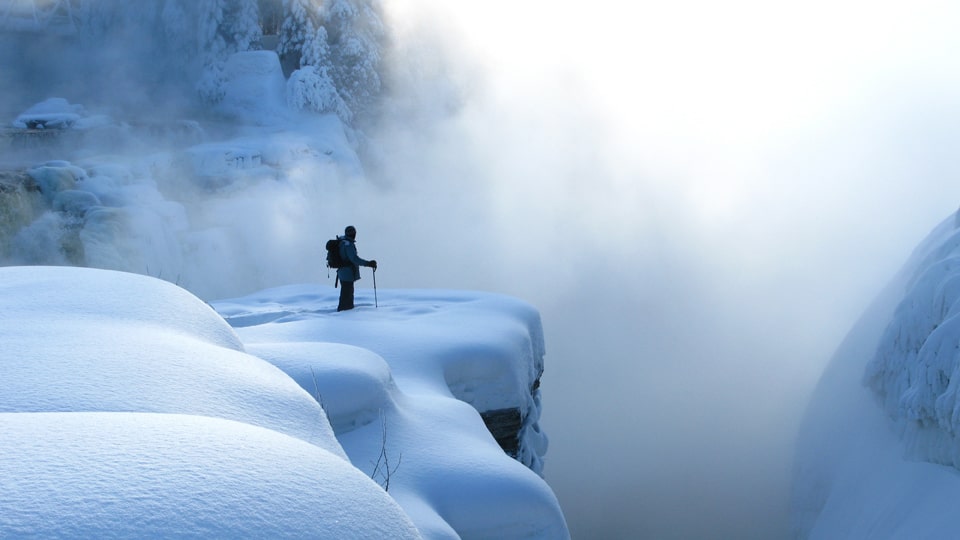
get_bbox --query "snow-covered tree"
[194,3,224,104]
[73,0,262,107]
[320,0,385,121]
[286,24,351,120]
[279,0,345,120]
[278,0,321,75]
[195,0,263,104]
[75,0,384,125]
[278,0,385,125]
[223,0,262,52]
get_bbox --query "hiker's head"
[345,226,357,239]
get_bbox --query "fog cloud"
[370,1,960,537]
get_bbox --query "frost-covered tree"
[74,0,261,107]
[321,0,385,121]
[286,24,351,121]
[74,1,182,101]
[278,0,320,75]
[195,0,263,104]
[188,0,226,103]
[278,0,385,125]
[75,0,384,124]
[280,0,347,120]
[223,0,262,51]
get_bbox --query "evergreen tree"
[77,0,386,126]
[195,0,262,104]
[278,0,320,76]
[194,0,227,103]
[287,24,351,121]
[320,0,385,122]
[224,0,262,52]
[280,0,350,121]
[69,0,263,109]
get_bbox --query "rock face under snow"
[793,212,960,538]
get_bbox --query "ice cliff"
[793,211,960,538]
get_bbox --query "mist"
[5,1,960,537]
[368,1,960,537]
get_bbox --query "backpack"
[326,238,346,269]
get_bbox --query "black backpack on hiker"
[326,238,346,269]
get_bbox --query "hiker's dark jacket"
[336,236,371,282]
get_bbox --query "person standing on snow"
[337,225,377,312]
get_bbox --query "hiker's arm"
[345,243,372,267]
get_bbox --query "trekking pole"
[373,267,378,308]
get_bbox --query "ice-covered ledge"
[212,285,566,538]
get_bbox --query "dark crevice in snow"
[477,369,543,463]
[480,407,523,458]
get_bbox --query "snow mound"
[0,412,420,539]
[863,219,960,466]
[793,212,960,537]
[0,266,342,453]
[215,51,289,125]
[247,341,397,434]
[0,266,429,538]
[12,98,111,130]
[1,266,567,538]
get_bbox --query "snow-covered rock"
[12,98,111,130]
[27,161,85,201]
[0,266,340,451]
[793,212,960,537]
[215,51,289,126]
[0,266,568,539]
[0,266,421,538]
[213,285,569,539]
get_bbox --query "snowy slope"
[0,266,420,538]
[793,212,960,538]
[0,266,568,539]
[213,285,569,539]
[1,413,419,539]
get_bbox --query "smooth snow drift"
[0,266,568,539]
[214,284,567,539]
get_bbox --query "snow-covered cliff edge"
[213,284,564,538]
[793,212,960,538]
[0,266,568,539]
[0,8,569,534]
